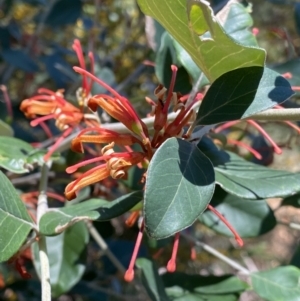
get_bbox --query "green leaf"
[196,67,294,126]
[137,0,265,82]
[144,138,215,239]
[281,193,300,208]
[32,222,88,297]
[0,119,14,136]
[162,272,248,294]
[0,136,50,173]
[251,266,300,301]
[165,291,238,301]
[199,188,276,237]
[171,1,258,87]
[155,32,192,94]
[271,59,300,88]
[0,171,35,262]
[198,137,300,199]
[136,258,170,301]
[220,2,259,47]
[39,191,143,236]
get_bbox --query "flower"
[65,141,146,200]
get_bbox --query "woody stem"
[37,161,52,301]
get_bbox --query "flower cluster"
[20,39,250,282]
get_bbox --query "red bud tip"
[252,27,259,36]
[236,236,244,247]
[190,247,197,260]
[66,166,78,174]
[124,269,134,282]
[167,259,176,273]
[281,72,292,79]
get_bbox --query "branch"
[37,162,52,301]
[182,233,250,275]
[85,221,126,274]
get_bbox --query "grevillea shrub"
[1,1,300,300]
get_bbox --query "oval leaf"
[198,138,300,199]
[0,171,35,262]
[39,191,143,236]
[137,0,265,82]
[196,66,294,126]
[251,266,300,301]
[144,138,215,239]
[32,222,88,297]
[162,272,248,294]
[199,188,277,237]
[0,136,49,173]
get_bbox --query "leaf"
[281,193,300,208]
[137,0,265,82]
[162,272,248,294]
[171,1,258,86]
[199,188,277,237]
[32,222,88,297]
[165,290,238,301]
[251,266,300,301]
[44,0,82,27]
[0,136,50,173]
[196,66,294,126]
[0,171,35,262]
[136,258,170,301]
[198,137,300,199]
[144,138,215,239]
[1,49,39,72]
[155,32,192,94]
[0,120,14,136]
[39,191,143,236]
[271,59,300,88]
[219,1,259,47]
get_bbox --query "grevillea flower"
[20,40,99,161]
[65,63,243,282]
[73,67,150,144]
[65,141,146,200]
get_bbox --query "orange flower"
[20,88,83,131]
[71,127,144,153]
[65,142,146,200]
[73,67,149,142]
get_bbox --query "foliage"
[0,0,300,300]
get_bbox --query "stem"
[51,107,300,155]
[38,236,51,301]
[85,221,126,273]
[182,233,250,275]
[37,162,52,301]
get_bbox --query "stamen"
[30,114,55,127]
[207,204,243,247]
[0,85,13,119]
[124,220,145,282]
[163,65,178,114]
[227,139,262,160]
[167,232,180,273]
[74,67,123,100]
[39,121,53,138]
[247,120,282,154]
[214,120,242,133]
[44,127,73,161]
[125,211,140,227]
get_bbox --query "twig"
[37,161,52,301]
[278,221,300,230]
[182,233,250,275]
[85,221,126,273]
[11,171,55,185]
